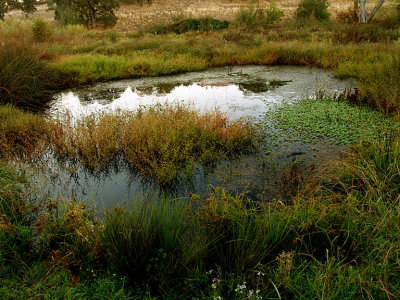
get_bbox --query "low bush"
[236,3,283,28]
[295,0,330,21]
[32,18,52,42]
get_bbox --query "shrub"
[236,3,283,27]
[49,0,118,28]
[32,18,52,42]
[295,0,330,21]
[265,1,284,26]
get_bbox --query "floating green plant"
[262,98,400,146]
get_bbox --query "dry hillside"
[6,0,376,32]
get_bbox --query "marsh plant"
[1,163,400,298]
[1,6,400,298]
[262,97,400,147]
[0,104,256,185]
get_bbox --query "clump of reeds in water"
[49,103,257,185]
[0,104,256,185]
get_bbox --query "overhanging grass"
[48,104,256,185]
[51,52,207,85]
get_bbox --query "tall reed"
[0,41,55,110]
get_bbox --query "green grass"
[0,162,27,223]
[0,262,132,299]
[339,129,400,203]
[335,52,400,114]
[1,180,399,298]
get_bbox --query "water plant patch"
[261,98,400,147]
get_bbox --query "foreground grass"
[1,135,400,298]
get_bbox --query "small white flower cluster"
[235,281,262,299]
[235,282,247,294]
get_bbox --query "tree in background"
[355,0,385,23]
[48,0,118,28]
[0,0,36,20]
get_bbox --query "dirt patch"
[5,4,54,21]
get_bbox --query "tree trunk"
[357,0,385,23]
[358,0,368,23]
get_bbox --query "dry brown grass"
[49,104,256,184]
[4,0,366,32]
[0,104,256,185]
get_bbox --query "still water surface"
[42,66,352,207]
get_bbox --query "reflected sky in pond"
[50,66,352,120]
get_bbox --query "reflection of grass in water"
[262,98,399,146]
[0,104,256,186]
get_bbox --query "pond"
[49,66,350,120]
[40,66,352,207]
